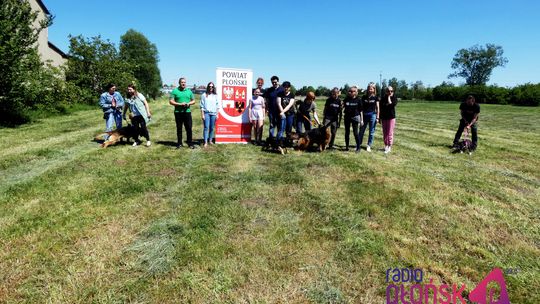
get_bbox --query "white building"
[28,0,67,67]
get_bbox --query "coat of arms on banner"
[222,86,246,116]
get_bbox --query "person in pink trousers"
[380,86,398,153]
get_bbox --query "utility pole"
[379,71,382,93]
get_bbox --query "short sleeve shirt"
[297,100,316,116]
[343,97,362,117]
[264,86,283,113]
[361,95,380,113]
[278,91,296,115]
[324,97,342,121]
[459,102,480,122]
[170,88,194,113]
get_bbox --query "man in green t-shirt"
[169,77,195,148]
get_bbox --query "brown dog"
[95,125,138,148]
[296,124,331,152]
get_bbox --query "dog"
[261,136,287,155]
[452,139,474,154]
[295,123,332,152]
[94,125,138,148]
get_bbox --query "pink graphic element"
[469,268,510,304]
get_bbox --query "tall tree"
[388,78,399,91]
[0,0,50,125]
[66,35,134,104]
[315,86,330,97]
[448,44,508,85]
[119,29,162,99]
[397,80,409,99]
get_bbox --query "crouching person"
[124,84,152,147]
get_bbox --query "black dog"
[261,137,287,155]
[94,124,138,148]
[452,139,474,154]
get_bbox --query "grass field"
[0,98,538,303]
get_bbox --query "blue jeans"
[278,114,294,140]
[296,113,312,134]
[359,112,377,147]
[104,110,122,139]
[203,112,217,143]
[268,111,278,138]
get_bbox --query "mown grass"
[0,97,538,303]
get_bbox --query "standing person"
[453,95,480,150]
[263,76,283,139]
[276,81,295,142]
[380,86,398,154]
[249,88,265,145]
[323,87,343,149]
[359,82,380,152]
[124,84,152,147]
[99,83,124,139]
[169,77,195,149]
[200,82,220,148]
[253,77,266,97]
[296,91,320,134]
[342,86,364,152]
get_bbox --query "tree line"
[1,1,538,127]
[0,0,162,126]
[296,43,538,106]
[296,81,539,107]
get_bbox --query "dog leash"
[301,114,320,127]
[463,126,470,140]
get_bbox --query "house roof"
[35,0,51,15]
[48,41,68,59]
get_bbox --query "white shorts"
[250,109,265,121]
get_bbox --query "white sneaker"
[132,141,138,147]
[366,146,371,152]
[384,146,389,154]
[146,141,151,147]
[388,146,392,153]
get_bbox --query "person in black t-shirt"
[323,87,343,149]
[453,95,480,150]
[264,76,283,138]
[359,82,380,152]
[276,81,295,140]
[342,86,364,152]
[380,86,398,153]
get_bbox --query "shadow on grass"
[156,140,178,147]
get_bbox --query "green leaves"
[119,29,162,99]
[66,35,135,104]
[449,44,508,86]
[0,0,47,125]
[65,29,162,105]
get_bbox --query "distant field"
[0,98,538,303]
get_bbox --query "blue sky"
[45,0,540,89]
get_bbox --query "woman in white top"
[249,88,265,145]
[200,82,220,147]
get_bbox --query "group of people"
[248,76,399,153]
[98,76,480,153]
[99,83,152,147]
